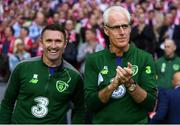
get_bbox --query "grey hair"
[103,6,131,25]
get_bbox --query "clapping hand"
[111,62,133,88]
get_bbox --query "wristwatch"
[127,83,137,92]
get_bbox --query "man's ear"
[129,26,131,33]
[104,27,109,36]
[39,38,43,46]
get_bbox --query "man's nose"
[118,26,125,33]
[51,41,56,48]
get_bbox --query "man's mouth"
[48,49,58,54]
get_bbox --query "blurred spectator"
[0,25,15,82]
[98,0,109,12]
[155,39,180,89]
[150,71,180,124]
[80,13,106,47]
[31,37,42,57]
[8,38,31,72]
[77,28,104,74]
[169,1,180,25]
[63,19,79,67]
[146,10,156,26]
[0,20,7,82]
[52,12,61,24]
[29,11,46,41]
[2,26,16,54]
[122,0,136,14]
[12,16,24,38]
[19,27,33,55]
[0,0,180,83]
[149,87,167,124]
[131,12,156,57]
[158,12,180,57]
[0,20,6,53]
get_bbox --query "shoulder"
[78,43,88,49]
[155,57,164,63]
[166,88,180,101]
[175,56,180,61]
[15,57,41,69]
[21,56,41,64]
[23,52,31,58]
[87,49,106,59]
[95,44,104,51]
[10,57,41,74]
[9,54,18,59]
[136,47,150,56]
[133,45,153,60]
[63,59,82,78]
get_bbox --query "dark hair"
[10,26,15,35]
[85,27,96,34]
[41,23,66,41]
[22,27,29,35]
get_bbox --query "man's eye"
[113,26,120,29]
[46,40,52,43]
[112,24,129,29]
[121,24,129,29]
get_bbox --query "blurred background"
[0,0,180,102]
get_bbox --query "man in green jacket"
[0,24,84,124]
[156,39,180,89]
[84,6,157,124]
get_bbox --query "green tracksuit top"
[155,55,180,89]
[84,43,157,124]
[0,57,84,124]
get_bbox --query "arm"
[0,64,21,123]
[149,89,168,123]
[98,62,147,103]
[136,54,157,111]
[99,54,157,111]
[84,55,106,112]
[77,44,93,63]
[98,75,120,103]
[71,75,85,124]
[77,44,87,63]
[8,54,14,72]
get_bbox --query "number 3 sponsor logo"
[31,96,49,118]
[145,66,151,74]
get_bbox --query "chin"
[47,54,61,61]
[117,42,128,48]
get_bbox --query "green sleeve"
[71,75,85,123]
[0,64,21,123]
[138,54,157,111]
[84,55,105,112]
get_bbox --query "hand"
[115,62,133,86]
[108,62,133,90]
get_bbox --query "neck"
[166,53,175,59]
[110,44,129,56]
[88,40,96,46]
[21,36,26,39]
[43,56,62,67]
[16,50,24,54]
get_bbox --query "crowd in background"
[0,0,180,82]
[0,0,180,123]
